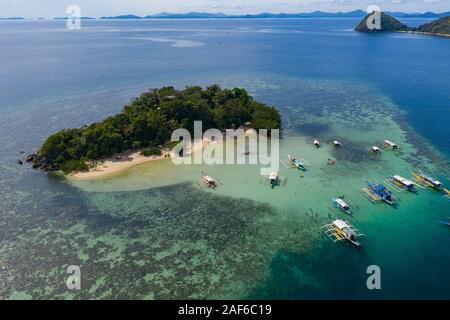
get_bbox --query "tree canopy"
[39,85,281,172]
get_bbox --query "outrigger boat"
[384,140,399,150]
[369,146,381,153]
[321,219,364,246]
[390,175,417,193]
[444,188,450,200]
[202,175,216,188]
[269,171,279,188]
[412,172,442,189]
[313,139,320,148]
[333,140,342,148]
[287,154,306,171]
[366,182,395,205]
[332,198,351,215]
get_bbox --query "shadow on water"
[246,245,384,300]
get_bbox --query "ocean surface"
[0,18,449,299]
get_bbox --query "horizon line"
[1,9,449,20]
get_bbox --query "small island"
[355,12,450,37]
[27,85,281,175]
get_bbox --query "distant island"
[3,11,450,21]
[0,17,24,20]
[27,86,281,174]
[99,10,450,20]
[355,12,450,37]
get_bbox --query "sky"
[1,0,449,18]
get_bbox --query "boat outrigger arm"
[365,181,395,205]
[444,188,450,200]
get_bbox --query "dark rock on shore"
[26,152,60,171]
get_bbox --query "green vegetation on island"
[355,12,409,32]
[415,16,450,35]
[28,85,281,173]
[355,12,450,36]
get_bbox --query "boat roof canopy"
[335,198,348,207]
[333,220,349,229]
[393,175,414,186]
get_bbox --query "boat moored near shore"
[438,217,450,226]
[321,219,364,246]
[390,175,417,192]
[369,146,381,153]
[412,172,442,189]
[202,175,217,188]
[313,139,320,148]
[332,198,351,215]
[269,171,278,188]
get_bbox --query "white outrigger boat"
[313,139,320,148]
[202,175,216,188]
[332,198,351,215]
[384,140,399,150]
[321,219,364,247]
[269,171,279,188]
[287,154,306,171]
[389,175,417,193]
[333,140,342,148]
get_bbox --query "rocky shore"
[24,152,60,171]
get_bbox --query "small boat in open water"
[333,140,342,147]
[444,188,450,200]
[202,175,216,188]
[366,182,395,205]
[288,154,306,171]
[269,171,278,188]
[384,140,399,150]
[321,219,364,247]
[412,172,442,189]
[390,175,417,192]
[333,198,351,215]
[369,146,381,153]
[313,139,320,148]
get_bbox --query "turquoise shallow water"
[0,19,449,299]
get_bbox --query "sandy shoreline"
[68,139,209,180]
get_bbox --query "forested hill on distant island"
[355,12,450,37]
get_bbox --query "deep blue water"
[1,18,449,155]
[0,18,449,299]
